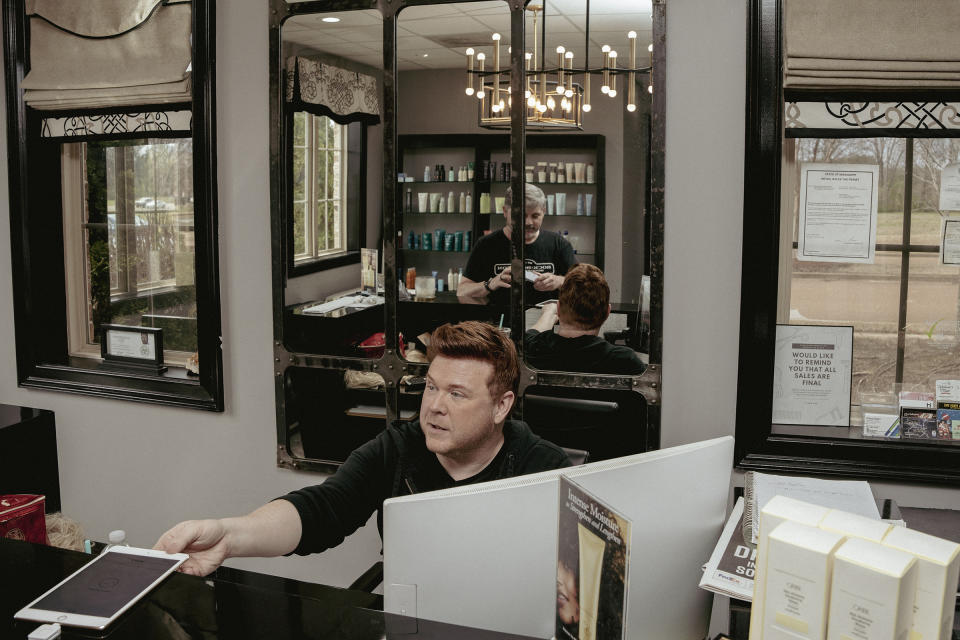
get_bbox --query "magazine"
[699,497,755,602]
[556,476,631,640]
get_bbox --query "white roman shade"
[285,56,381,125]
[784,0,960,88]
[22,0,192,111]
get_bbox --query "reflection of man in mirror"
[458,183,576,305]
[154,321,571,576]
[526,264,646,375]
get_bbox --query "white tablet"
[15,545,188,630]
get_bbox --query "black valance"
[285,56,381,126]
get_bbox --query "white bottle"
[447,191,455,213]
[459,192,466,212]
[101,529,128,554]
[447,268,456,291]
[465,193,473,213]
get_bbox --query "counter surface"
[1,539,543,639]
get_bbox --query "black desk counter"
[1,539,542,640]
[284,292,640,356]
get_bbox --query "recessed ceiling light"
[422,53,429,57]
[321,17,340,23]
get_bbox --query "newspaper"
[699,497,755,602]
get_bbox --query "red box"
[0,494,48,544]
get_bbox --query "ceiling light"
[464,3,650,130]
[321,17,340,23]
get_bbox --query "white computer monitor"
[383,436,734,639]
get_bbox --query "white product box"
[827,538,918,640]
[883,526,960,640]
[819,509,891,543]
[750,496,833,640]
[763,521,845,640]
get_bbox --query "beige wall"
[0,0,956,603]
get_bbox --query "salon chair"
[521,387,648,461]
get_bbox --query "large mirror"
[280,9,385,357]
[393,0,653,376]
[270,0,663,470]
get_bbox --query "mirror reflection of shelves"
[397,134,605,275]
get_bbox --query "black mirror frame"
[2,0,224,411]
[735,0,960,485]
[268,0,666,473]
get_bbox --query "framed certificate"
[100,325,166,374]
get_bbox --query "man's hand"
[154,519,230,576]
[531,301,559,333]
[492,267,513,289]
[533,273,563,291]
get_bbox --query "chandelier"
[464,3,652,130]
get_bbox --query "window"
[780,137,959,417]
[64,139,198,366]
[735,0,960,483]
[4,0,222,410]
[292,112,348,263]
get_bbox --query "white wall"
[0,0,957,602]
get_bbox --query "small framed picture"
[100,325,166,374]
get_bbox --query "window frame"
[285,110,367,278]
[2,0,223,411]
[735,0,960,484]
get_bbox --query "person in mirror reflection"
[457,183,576,305]
[526,264,646,375]
[154,321,571,576]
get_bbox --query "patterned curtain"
[41,111,192,139]
[285,56,381,125]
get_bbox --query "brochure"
[556,476,631,640]
[699,497,755,602]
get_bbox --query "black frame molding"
[735,0,960,484]
[2,0,223,411]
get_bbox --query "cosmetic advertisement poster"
[797,163,878,264]
[556,476,631,640]
[772,324,854,427]
[360,248,378,294]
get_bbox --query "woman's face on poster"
[556,562,580,625]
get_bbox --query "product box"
[0,494,47,544]
[827,538,918,640]
[819,509,891,543]
[749,496,832,640]
[763,520,845,640]
[883,526,960,640]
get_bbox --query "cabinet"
[397,134,605,284]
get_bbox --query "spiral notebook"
[741,471,880,544]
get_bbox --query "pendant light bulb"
[626,103,636,112]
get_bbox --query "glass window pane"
[293,147,306,202]
[912,138,960,245]
[902,251,960,391]
[293,111,306,147]
[84,138,198,357]
[293,202,306,256]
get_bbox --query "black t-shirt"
[464,229,577,304]
[525,329,647,375]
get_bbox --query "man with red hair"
[155,321,569,575]
[526,264,646,375]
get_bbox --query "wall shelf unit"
[397,134,605,279]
